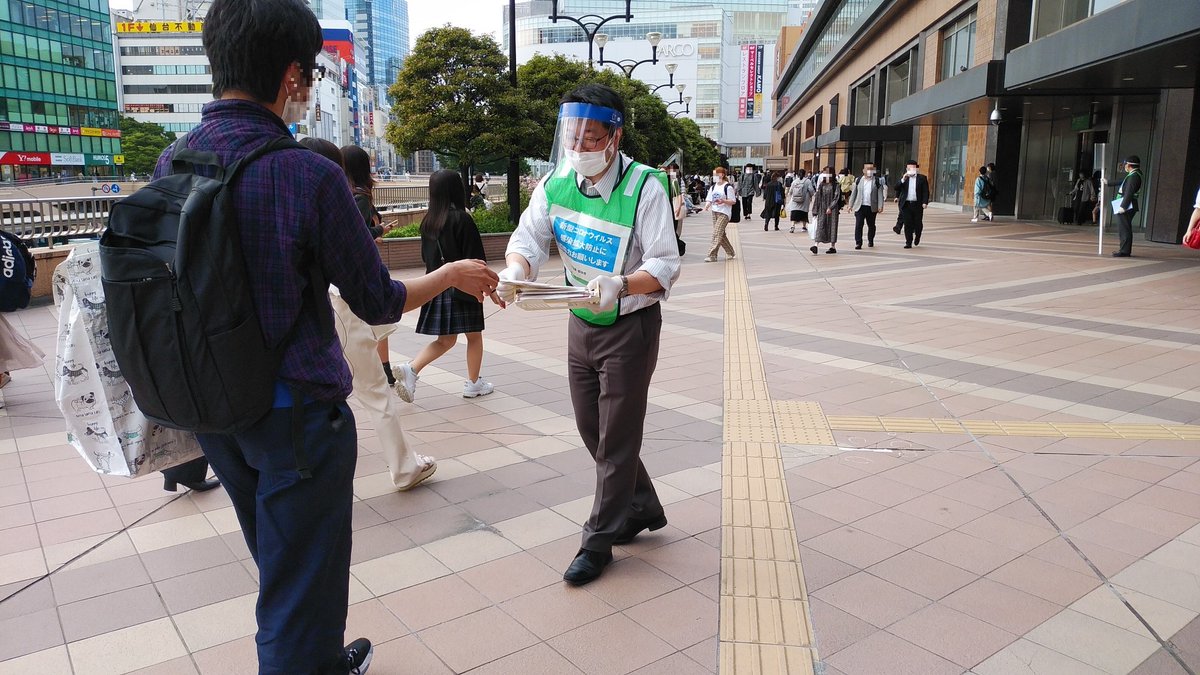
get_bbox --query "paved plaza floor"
[0,206,1198,674]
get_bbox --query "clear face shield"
[549,102,624,177]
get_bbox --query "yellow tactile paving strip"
[718,227,819,675]
[822,415,1200,441]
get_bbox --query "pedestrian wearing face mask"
[837,168,854,208]
[738,164,760,222]
[894,160,930,248]
[497,84,681,586]
[704,167,737,262]
[788,169,814,233]
[809,167,842,254]
[1112,156,1142,257]
[849,162,886,249]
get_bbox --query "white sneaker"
[396,455,437,491]
[703,256,716,262]
[971,218,979,222]
[789,225,795,233]
[392,362,418,403]
[463,377,494,398]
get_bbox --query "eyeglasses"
[572,133,611,152]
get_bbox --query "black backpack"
[981,177,997,201]
[99,133,311,436]
[0,230,35,312]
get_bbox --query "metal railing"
[0,185,507,246]
[0,196,120,246]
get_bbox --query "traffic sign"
[110,184,121,194]
[101,184,111,193]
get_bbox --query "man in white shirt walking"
[849,162,887,249]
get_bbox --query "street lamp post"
[507,0,520,224]
[669,96,692,118]
[595,31,662,79]
[650,63,679,95]
[548,0,633,68]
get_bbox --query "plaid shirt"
[153,99,406,402]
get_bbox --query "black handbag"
[727,185,741,222]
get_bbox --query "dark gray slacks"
[568,303,664,553]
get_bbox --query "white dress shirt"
[507,153,681,314]
[906,175,918,202]
[861,177,875,203]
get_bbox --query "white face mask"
[865,170,875,176]
[668,171,677,178]
[713,174,722,182]
[564,136,616,177]
[280,80,310,126]
[818,173,830,183]
[907,167,918,176]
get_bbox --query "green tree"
[670,117,721,176]
[516,56,681,167]
[386,27,534,185]
[118,115,173,175]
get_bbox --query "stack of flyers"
[506,280,597,310]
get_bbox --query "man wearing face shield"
[498,84,681,586]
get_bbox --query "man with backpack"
[101,1,497,672]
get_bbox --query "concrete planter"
[377,231,515,270]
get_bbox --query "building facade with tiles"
[0,0,123,181]
[772,0,1200,244]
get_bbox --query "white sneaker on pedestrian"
[392,362,418,403]
[463,377,494,398]
[703,256,716,262]
[971,218,979,222]
[789,225,795,233]
[396,455,437,491]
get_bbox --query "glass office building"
[0,0,123,181]
[507,0,788,143]
[345,0,408,101]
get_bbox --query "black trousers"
[198,401,357,674]
[900,202,924,245]
[762,203,781,229]
[741,195,754,219]
[854,206,877,246]
[1116,209,1136,255]
[568,304,664,553]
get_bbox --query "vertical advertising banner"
[745,45,758,119]
[739,45,749,120]
[755,44,764,118]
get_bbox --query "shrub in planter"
[382,188,531,239]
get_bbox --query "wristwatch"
[617,275,629,299]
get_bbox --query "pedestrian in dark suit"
[1112,155,1143,257]
[893,159,930,248]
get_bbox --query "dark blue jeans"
[198,400,357,675]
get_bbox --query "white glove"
[495,263,525,304]
[587,275,623,313]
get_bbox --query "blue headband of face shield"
[558,102,624,128]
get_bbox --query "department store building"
[773,0,1200,244]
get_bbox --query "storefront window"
[852,79,872,125]
[1033,0,1090,38]
[884,54,912,117]
[935,125,968,205]
[940,11,976,81]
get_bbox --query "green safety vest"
[544,157,667,326]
